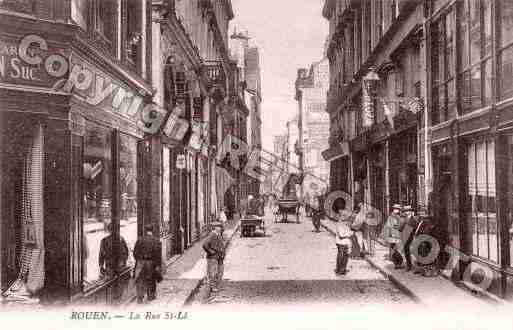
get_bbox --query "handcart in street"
[276,198,300,223]
[240,215,266,237]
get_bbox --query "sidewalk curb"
[363,255,423,304]
[182,221,240,307]
[320,220,423,304]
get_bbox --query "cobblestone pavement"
[184,214,415,309]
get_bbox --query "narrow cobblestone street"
[181,213,414,308]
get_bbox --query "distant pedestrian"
[202,221,226,301]
[334,203,352,275]
[133,224,163,304]
[311,196,321,232]
[219,207,228,224]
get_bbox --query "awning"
[321,142,349,162]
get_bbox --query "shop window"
[364,0,372,60]
[500,47,513,100]
[500,0,513,49]
[467,139,498,262]
[375,0,383,44]
[83,122,113,287]
[431,8,456,125]
[126,0,143,72]
[354,11,362,74]
[119,134,138,270]
[0,116,44,296]
[458,0,493,112]
[95,0,118,55]
[71,0,89,31]
[499,0,513,101]
[506,136,513,267]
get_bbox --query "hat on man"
[211,221,223,229]
[144,224,154,233]
[392,204,402,210]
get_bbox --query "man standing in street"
[133,224,162,304]
[333,202,352,275]
[384,204,404,269]
[402,206,420,272]
[202,221,226,302]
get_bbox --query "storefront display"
[83,122,113,287]
[467,138,498,263]
[119,134,138,270]
[1,116,45,303]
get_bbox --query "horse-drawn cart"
[275,198,300,223]
[240,215,265,237]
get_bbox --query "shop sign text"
[1,34,194,139]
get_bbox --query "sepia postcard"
[1,0,512,329]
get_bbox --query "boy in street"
[202,221,226,302]
[401,205,418,272]
[333,201,352,275]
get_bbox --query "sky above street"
[230,0,328,151]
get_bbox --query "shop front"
[429,107,513,299]
[161,143,187,259]
[389,127,418,209]
[369,142,387,222]
[54,51,153,305]
[0,29,155,304]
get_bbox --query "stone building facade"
[322,0,513,300]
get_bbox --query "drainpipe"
[422,2,432,212]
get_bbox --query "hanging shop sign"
[0,34,183,136]
[163,102,189,141]
[362,81,375,128]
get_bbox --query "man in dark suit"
[402,208,420,272]
[202,222,225,301]
[99,223,129,278]
[133,224,162,304]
